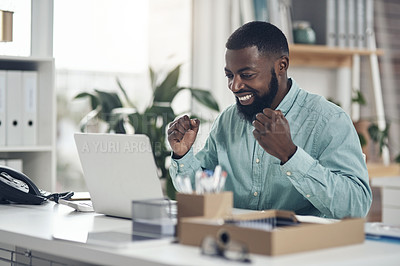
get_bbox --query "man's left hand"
[252,108,297,164]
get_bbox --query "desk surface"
[1,202,400,266]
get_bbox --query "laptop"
[74,133,164,219]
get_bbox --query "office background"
[0,0,399,195]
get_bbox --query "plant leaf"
[127,112,144,134]
[153,65,182,102]
[74,92,99,110]
[116,77,136,108]
[358,133,367,147]
[351,90,367,105]
[149,66,157,91]
[395,153,400,163]
[112,117,126,134]
[95,89,123,122]
[189,88,220,111]
[146,105,176,126]
[368,122,390,154]
[368,123,380,142]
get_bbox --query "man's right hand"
[167,115,200,158]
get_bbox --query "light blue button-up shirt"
[169,79,372,219]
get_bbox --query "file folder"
[365,0,374,48]
[0,70,6,146]
[6,71,23,146]
[326,0,337,46]
[337,0,347,47]
[347,0,356,48]
[356,0,366,48]
[22,71,37,146]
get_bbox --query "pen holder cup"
[176,192,233,237]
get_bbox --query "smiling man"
[167,21,372,219]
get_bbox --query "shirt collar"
[276,78,300,116]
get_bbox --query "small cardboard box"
[179,210,365,256]
[176,192,233,237]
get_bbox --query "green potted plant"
[351,90,400,164]
[74,65,220,199]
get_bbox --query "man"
[167,21,372,219]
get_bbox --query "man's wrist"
[280,146,298,165]
[172,152,184,160]
[172,149,191,160]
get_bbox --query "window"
[54,0,192,191]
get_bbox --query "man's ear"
[275,56,289,75]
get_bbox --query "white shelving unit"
[0,55,56,191]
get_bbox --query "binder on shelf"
[253,0,268,21]
[326,0,337,46]
[356,0,366,48]
[278,0,293,44]
[337,0,347,47]
[268,0,281,30]
[6,71,23,146]
[365,0,374,49]
[347,0,357,48]
[239,0,255,24]
[231,0,241,32]
[22,71,38,146]
[269,0,293,44]
[0,70,6,146]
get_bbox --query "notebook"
[74,133,164,219]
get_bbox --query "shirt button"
[180,164,184,168]
[256,158,260,163]
[253,192,258,197]
[306,194,311,198]
[286,171,292,176]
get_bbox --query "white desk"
[0,202,400,266]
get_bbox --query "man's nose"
[230,76,243,93]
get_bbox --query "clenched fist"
[252,108,297,164]
[167,115,200,159]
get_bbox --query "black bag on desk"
[0,166,73,205]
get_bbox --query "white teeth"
[238,94,253,101]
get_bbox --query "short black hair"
[226,21,289,58]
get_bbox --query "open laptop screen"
[74,133,163,219]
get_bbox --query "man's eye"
[225,73,233,79]
[241,73,254,79]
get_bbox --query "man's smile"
[235,92,255,105]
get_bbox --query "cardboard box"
[179,210,365,256]
[177,192,233,219]
[176,192,233,237]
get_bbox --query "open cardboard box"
[179,209,365,256]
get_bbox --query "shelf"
[0,146,53,152]
[367,163,400,178]
[289,44,384,68]
[0,55,53,62]
[0,56,56,191]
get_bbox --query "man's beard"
[236,69,279,122]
